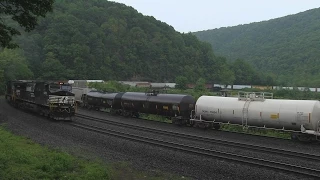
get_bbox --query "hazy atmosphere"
[111,0,320,32]
[3,1,320,180]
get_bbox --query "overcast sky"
[111,0,320,33]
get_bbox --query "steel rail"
[76,113,320,162]
[71,121,320,179]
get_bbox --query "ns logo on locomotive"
[72,87,320,142]
[5,80,76,121]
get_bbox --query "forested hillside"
[1,0,274,94]
[4,0,226,83]
[194,8,320,86]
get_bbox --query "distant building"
[119,81,149,87]
[150,83,176,89]
[68,80,104,88]
[186,83,213,90]
[136,82,151,88]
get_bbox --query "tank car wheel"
[172,118,183,126]
[213,123,221,130]
[291,133,298,141]
[198,123,206,129]
[296,134,315,143]
[133,112,140,118]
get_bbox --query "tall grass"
[0,125,188,180]
[0,126,110,180]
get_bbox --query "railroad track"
[80,108,290,140]
[76,113,320,162]
[70,119,320,179]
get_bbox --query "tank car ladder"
[242,99,251,128]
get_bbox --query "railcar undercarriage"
[6,96,75,121]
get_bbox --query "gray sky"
[111,0,320,33]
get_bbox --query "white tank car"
[193,92,320,136]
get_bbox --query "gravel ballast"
[0,97,315,180]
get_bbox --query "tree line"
[0,0,275,94]
[194,7,320,87]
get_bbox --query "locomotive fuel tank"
[195,92,320,133]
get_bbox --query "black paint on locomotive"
[5,80,75,120]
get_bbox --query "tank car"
[84,90,119,112]
[116,90,195,124]
[191,91,320,141]
[5,80,76,121]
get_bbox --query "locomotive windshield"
[50,83,72,92]
[61,85,72,91]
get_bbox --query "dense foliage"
[15,0,227,83]
[0,0,273,94]
[0,0,54,48]
[194,8,320,86]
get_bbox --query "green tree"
[0,49,33,80]
[175,76,188,90]
[40,52,74,80]
[231,59,255,84]
[0,0,54,48]
[220,65,235,88]
[194,78,207,92]
[0,49,33,94]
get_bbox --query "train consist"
[5,80,76,120]
[73,88,320,142]
[6,79,319,142]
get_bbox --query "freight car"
[82,90,196,124]
[78,88,320,142]
[84,90,120,112]
[5,80,76,120]
[191,91,320,141]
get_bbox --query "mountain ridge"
[193,7,320,86]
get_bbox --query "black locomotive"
[82,90,195,125]
[5,80,76,120]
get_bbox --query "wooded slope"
[194,8,320,86]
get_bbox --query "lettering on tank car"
[209,111,218,114]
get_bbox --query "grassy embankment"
[0,125,187,180]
